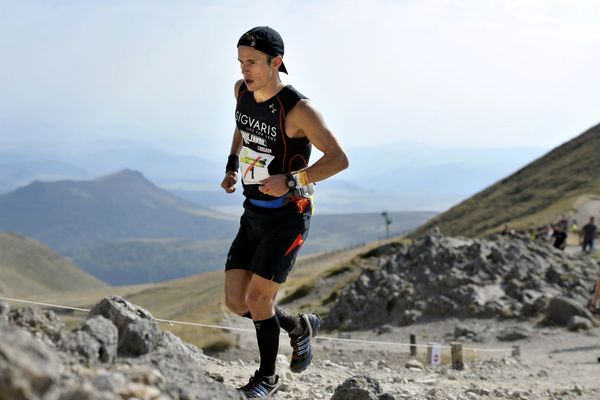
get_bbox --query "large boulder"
[567,315,593,331]
[0,296,246,400]
[64,315,118,364]
[118,319,160,356]
[330,375,394,400]
[88,296,153,335]
[0,323,61,400]
[324,233,598,330]
[547,296,593,326]
[8,306,66,346]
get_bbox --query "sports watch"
[285,173,297,189]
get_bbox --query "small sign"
[430,343,442,365]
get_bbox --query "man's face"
[237,46,277,92]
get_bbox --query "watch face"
[288,180,296,188]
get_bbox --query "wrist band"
[292,170,309,187]
[226,155,239,173]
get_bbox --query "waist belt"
[249,196,289,208]
[248,184,315,209]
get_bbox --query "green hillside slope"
[412,122,600,237]
[0,232,107,297]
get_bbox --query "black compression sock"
[242,311,252,319]
[275,305,300,333]
[254,315,280,377]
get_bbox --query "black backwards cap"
[237,26,288,74]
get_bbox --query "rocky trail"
[2,232,600,399]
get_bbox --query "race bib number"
[240,146,274,184]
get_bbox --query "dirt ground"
[204,316,600,399]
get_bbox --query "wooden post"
[410,334,417,357]
[451,342,464,370]
[512,345,520,357]
[426,343,433,365]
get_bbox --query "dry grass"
[25,241,391,350]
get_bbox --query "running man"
[220,26,348,398]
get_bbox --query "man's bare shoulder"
[288,98,324,121]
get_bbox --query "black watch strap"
[285,173,297,189]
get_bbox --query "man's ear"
[272,55,284,71]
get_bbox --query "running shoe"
[238,371,279,398]
[289,313,321,373]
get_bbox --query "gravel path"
[205,317,600,399]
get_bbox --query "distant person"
[544,224,554,243]
[501,224,509,235]
[559,214,569,232]
[220,26,348,397]
[570,219,579,234]
[581,216,597,253]
[552,225,567,250]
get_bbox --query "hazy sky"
[1,0,599,157]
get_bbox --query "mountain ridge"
[412,122,600,237]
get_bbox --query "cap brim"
[279,62,288,74]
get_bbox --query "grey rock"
[0,323,60,400]
[496,326,532,341]
[118,318,160,356]
[64,316,119,365]
[82,316,119,362]
[8,306,66,346]
[547,296,593,326]
[88,295,154,335]
[64,330,103,365]
[92,370,127,392]
[331,375,390,400]
[566,315,593,331]
[325,233,598,331]
[0,297,246,400]
[405,358,424,370]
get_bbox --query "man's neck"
[253,79,284,103]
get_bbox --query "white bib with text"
[240,146,274,184]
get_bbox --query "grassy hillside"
[0,232,107,297]
[412,122,600,237]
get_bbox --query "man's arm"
[220,80,245,193]
[288,100,348,184]
[258,99,348,197]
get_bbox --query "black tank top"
[235,83,312,200]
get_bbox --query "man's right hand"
[221,171,238,193]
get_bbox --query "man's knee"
[225,293,248,315]
[246,290,274,312]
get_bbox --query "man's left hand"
[259,175,289,197]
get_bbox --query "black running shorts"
[225,199,311,284]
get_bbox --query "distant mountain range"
[414,122,600,237]
[0,232,107,297]
[0,169,236,252]
[0,170,434,285]
[0,139,547,212]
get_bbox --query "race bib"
[240,146,274,184]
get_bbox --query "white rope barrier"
[0,296,513,354]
